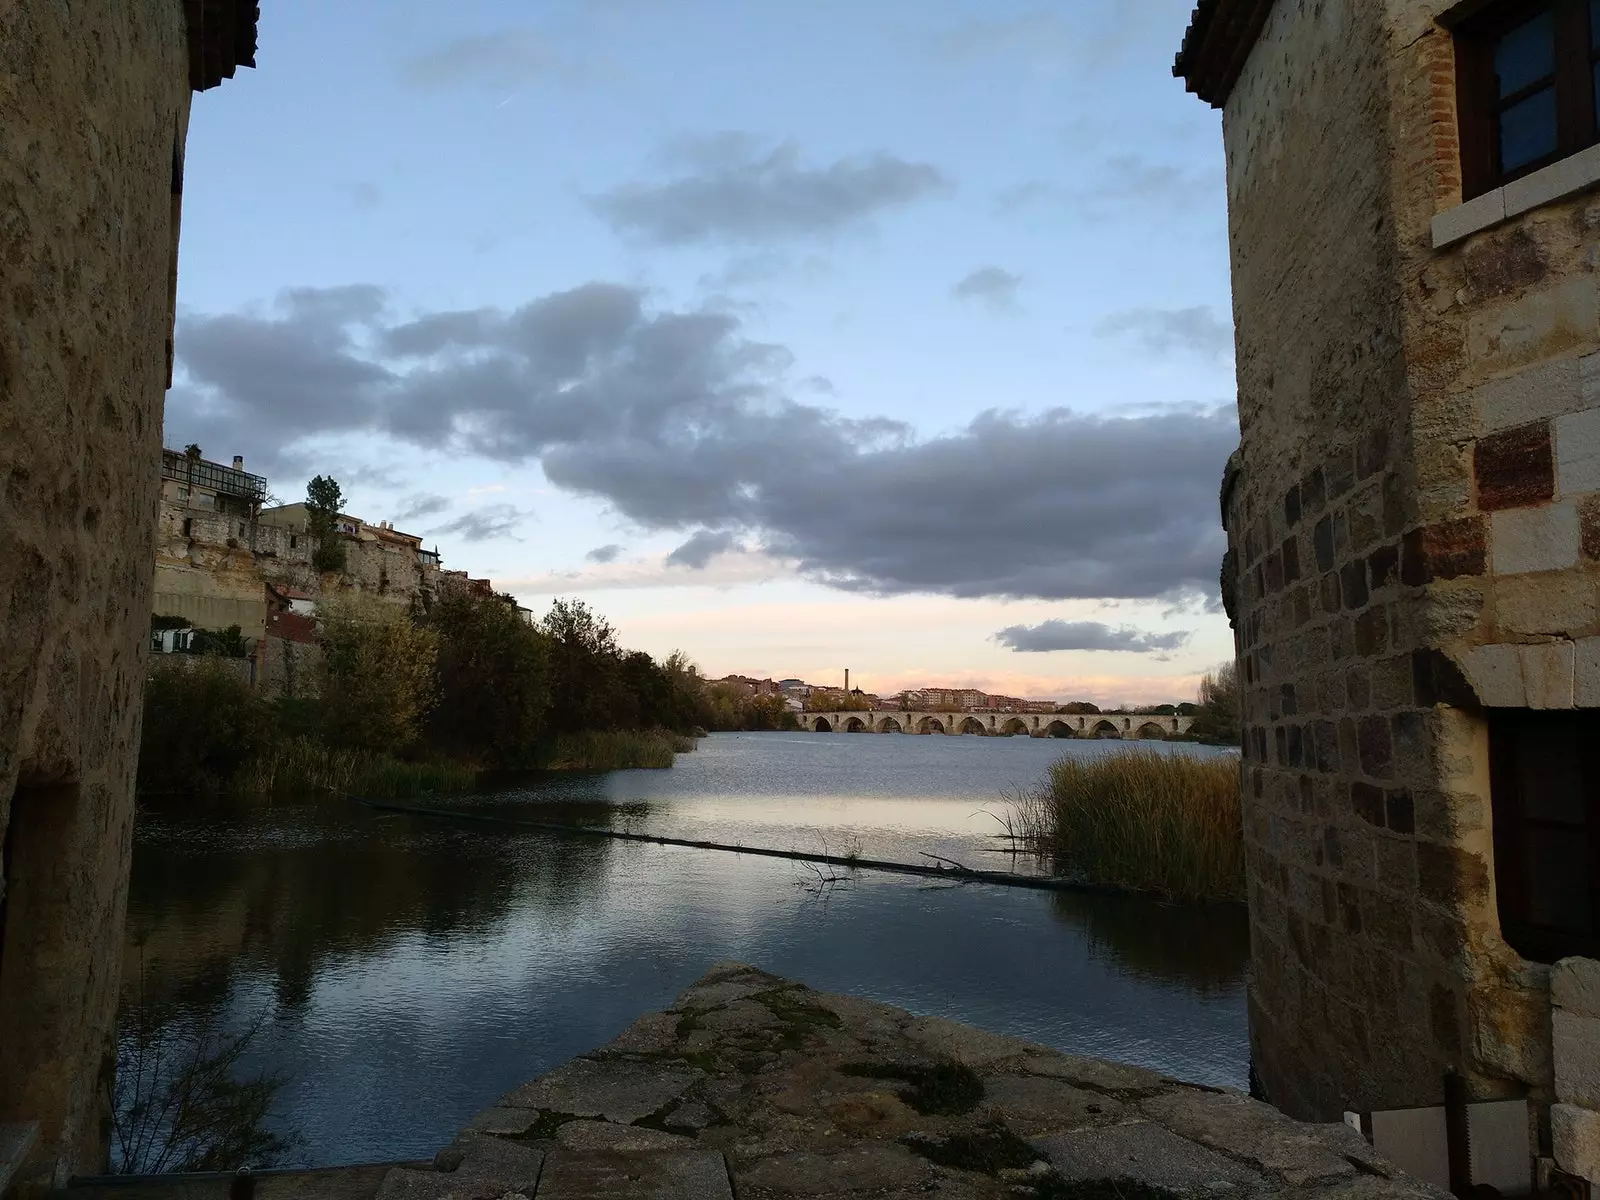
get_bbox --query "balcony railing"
[161,450,267,502]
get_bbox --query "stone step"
[0,1123,39,1198]
[534,1149,732,1199]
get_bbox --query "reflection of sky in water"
[126,734,1248,1167]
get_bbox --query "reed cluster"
[1007,751,1244,902]
[542,728,698,771]
[228,737,479,801]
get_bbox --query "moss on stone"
[902,1123,1038,1174]
[1030,1179,1187,1200]
[753,988,844,1050]
[675,1009,703,1038]
[511,1109,585,1141]
[839,1060,985,1115]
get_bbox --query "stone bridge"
[797,710,1195,739]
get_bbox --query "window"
[175,485,189,502]
[1450,0,1600,199]
[1490,709,1600,961]
[290,535,297,549]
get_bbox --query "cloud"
[427,504,528,542]
[401,32,557,88]
[992,620,1192,654]
[994,156,1221,221]
[585,543,623,564]
[666,529,740,569]
[952,266,1022,311]
[169,282,1236,602]
[393,493,451,522]
[588,135,948,245]
[1096,306,1234,360]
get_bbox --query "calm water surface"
[124,732,1248,1166]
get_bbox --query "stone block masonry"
[376,963,1445,1199]
[1190,0,1600,1182]
[0,0,256,1183]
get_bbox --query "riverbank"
[371,962,1430,1198]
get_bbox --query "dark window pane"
[1495,10,1555,98]
[1593,0,1600,49]
[1525,828,1594,932]
[1501,87,1559,172]
[1517,726,1588,823]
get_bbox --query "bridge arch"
[844,716,868,733]
[1135,722,1168,740]
[1000,717,1029,736]
[877,716,903,734]
[1045,719,1073,738]
[812,717,832,732]
[1091,719,1121,738]
[959,717,986,735]
[917,716,946,735]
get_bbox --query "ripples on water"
[124,732,1248,1166]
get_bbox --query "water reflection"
[122,734,1249,1165]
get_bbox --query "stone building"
[1178,0,1600,1181]
[0,0,258,1184]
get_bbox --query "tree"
[423,590,552,766]
[1058,701,1101,714]
[1188,661,1240,745]
[541,597,628,733]
[306,474,347,575]
[183,444,202,460]
[316,596,438,754]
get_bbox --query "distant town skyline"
[165,0,1235,707]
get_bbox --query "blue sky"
[169,0,1239,705]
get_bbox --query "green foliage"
[701,683,799,731]
[1007,751,1244,902]
[1057,701,1101,714]
[138,659,275,794]
[316,596,439,754]
[424,590,553,766]
[805,689,874,712]
[305,474,347,575]
[542,728,695,770]
[151,614,192,632]
[230,737,476,800]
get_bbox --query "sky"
[167,0,1239,706]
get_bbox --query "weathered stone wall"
[1220,0,1600,1167]
[256,633,322,702]
[0,0,193,1180]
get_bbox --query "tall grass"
[1007,751,1244,902]
[229,737,478,800]
[544,728,697,770]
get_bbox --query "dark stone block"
[1291,585,1312,627]
[1382,472,1409,537]
[1313,516,1334,572]
[1474,421,1554,511]
[1347,667,1371,710]
[1323,826,1343,868]
[1412,647,1478,708]
[1354,607,1388,657]
[1463,225,1548,297]
[1418,842,1490,908]
[1368,543,1399,589]
[1358,715,1393,778]
[1264,551,1285,594]
[1282,537,1301,582]
[1351,781,1386,827]
[1301,466,1326,516]
[1284,484,1301,528]
[1319,571,1341,613]
[1340,560,1369,609]
[1337,882,1363,934]
[1358,426,1389,479]
[1400,517,1486,584]
[1430,984,1461,1056]
[1385,788,1414,835]
[1287,723,1303,767]
[1280,683,1297,715]
[1273,725,1287,765]
[1327,449,1356,500]
[1582,495,1600,561]
[1313,720,1340,773]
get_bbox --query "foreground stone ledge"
[378,962,1446,1198]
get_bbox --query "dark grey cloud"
[394,493,451,522]
[993,620,1192,654]
[401,32,556,88]
[666,530,738,569]
[952,266,1022,311]
[1097,306,1234,360]
[169,282,1235,602]
[586,544,623,563]
[427,504,528,543]
[589,135,948,245]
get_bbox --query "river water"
[123,732,1249,1167]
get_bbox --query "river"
[121,731,1248,1168]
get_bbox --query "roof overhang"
[184,0,259,92]
[1173,0,1276,108]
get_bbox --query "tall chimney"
[232,455,244,470]
[845,668,849,694]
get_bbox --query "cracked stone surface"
[374,962,1449,1198]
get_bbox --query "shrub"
[316,596,439,754]
[138,658,275,794]
[1008,751,1244,902]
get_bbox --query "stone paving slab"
[532,1149,731,1198]
[376,962,1450,1200]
